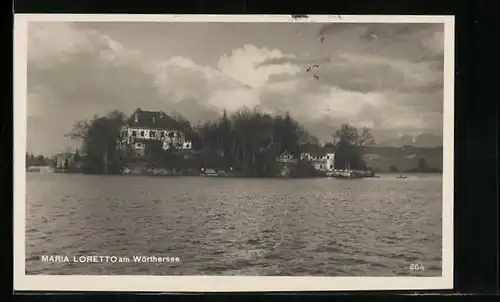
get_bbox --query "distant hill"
[378,133,442,148]
[362,145,443,173]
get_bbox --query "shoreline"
[36,170,442,179]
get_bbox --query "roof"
[55,152,75,158]
[300,144,335,157]
[126,108,183,130]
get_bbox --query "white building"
[300,146,335,172]
[119,108,192,157]
[53,151,84,170]
[275,147,336,172]
[54,152,75,169]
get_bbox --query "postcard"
[14,14,454,292]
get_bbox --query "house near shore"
[118,108,193,158]
[54,151,84,171]
[54,152,74,170]
[300,145,335,172]
[275,146,336,173]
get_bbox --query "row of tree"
[66,107,375,176]
[25,153,50,167]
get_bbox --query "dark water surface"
[25,173,442,276]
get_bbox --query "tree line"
[25,153,51,167]
[66,107,375,176]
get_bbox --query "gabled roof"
[126,108,183,130]
[300,144,335,157]
[55,152,75,158]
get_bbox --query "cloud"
[318,23,444,62]
[217,44,300,88]
[261,51,443,95]
[257,56,331,68]
[26,21,445,155]
[26,23,303,154]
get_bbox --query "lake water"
[25,173,442,276]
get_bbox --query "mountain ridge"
[375,132,442,148]
[362,144,443,173]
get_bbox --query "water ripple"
[25,173,442,276]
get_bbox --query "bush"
[290,160,326,178]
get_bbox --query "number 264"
[410,263,425,271]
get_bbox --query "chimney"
[134,113,139,123]
[152,116,156,123]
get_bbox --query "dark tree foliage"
[74,149,81,162]
[331,124,375,170]
[418,157,429,171]
[67,107,374,176]
[25,153,50,167]
[290,159,326,178]
[389,165,400,173]
[405,157,441,173]
[67,110,126,174]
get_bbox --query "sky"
[26,21,445,155]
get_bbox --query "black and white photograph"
[14,14,454,292]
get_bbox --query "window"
[327,156,330,159]
[132,131,137,137]
[330,165,333,169]
[168,132,175,138]
[140,131,145,137]
[160,131,165,138]
[150,131,156,138]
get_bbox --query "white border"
[13,14,454,292]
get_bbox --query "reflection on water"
[25,173,442,276]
